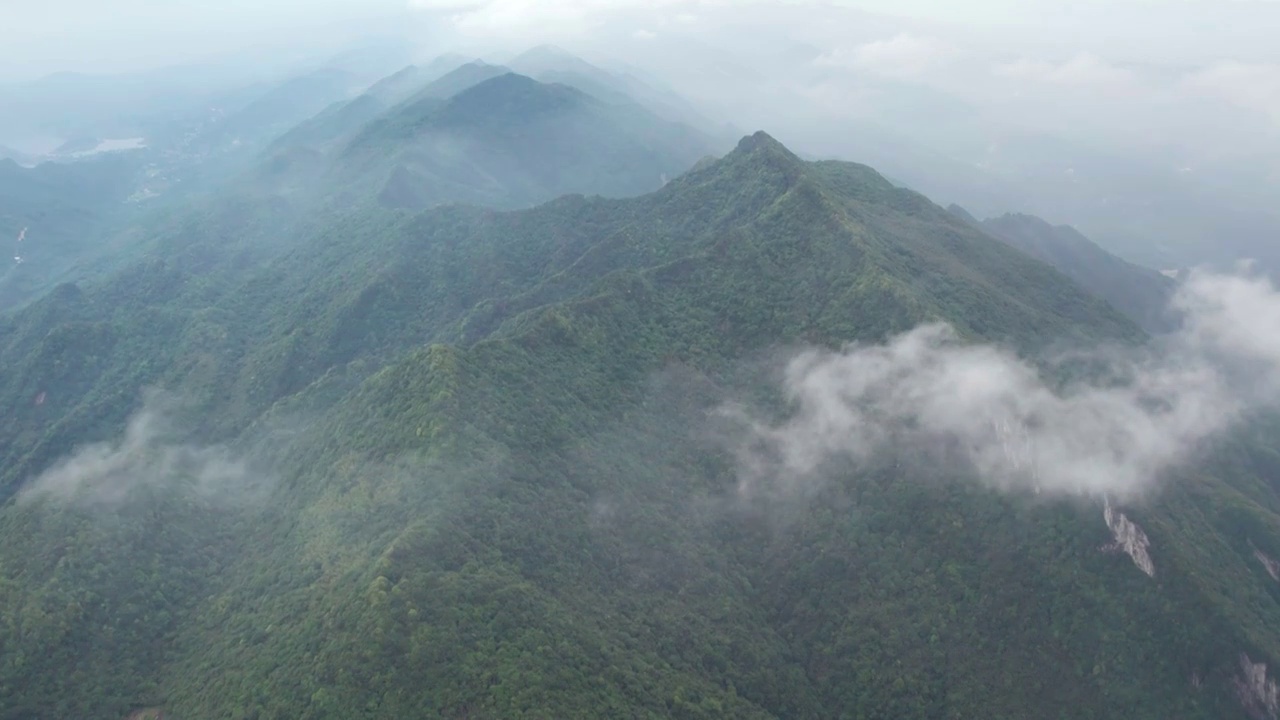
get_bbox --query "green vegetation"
[291,71,715,213]
[0,55,718,319]
[0,154,146,311]
[1,129,1278,720]
[963,209,1178,332]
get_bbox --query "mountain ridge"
[0,131,1276,720]
[950,205,1178,332]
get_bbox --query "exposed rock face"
[1102,499,1155,577]
[1236,654,1280,720]
[1252,542,1280,582]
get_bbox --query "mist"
[17,390,270,509]
[409,0,1280,273]
[6,0,1273,271]
[6,1,1280,502]
[0,1,416,83]
[724,268,1280,503]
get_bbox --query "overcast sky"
[0,0,412,81]
[4,0,1278,81]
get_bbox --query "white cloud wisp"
[725,269,1280,502]
[18,391,269,509]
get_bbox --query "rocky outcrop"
[1102,499,1155,577]
[1252,542,1280,582]
[1236,654,1280,720]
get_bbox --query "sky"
[3,0,1278,81]
[0,0,413,81]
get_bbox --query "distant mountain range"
[0,51,726,313]
[949,205,1178,332]
[262,62,720,212]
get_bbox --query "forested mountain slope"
[266,61,509,157]
[507,45,725,138]
[257,69,715,214]
[338,71,714,211]
[2,133,1279,720]
[0,154,147,311]
[953,207,1177,332]
[0,62,715,319]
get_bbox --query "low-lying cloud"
[17,390,268,509]
[725,268,1280,502]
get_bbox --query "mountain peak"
[735,130,788,153]
[727,129,803,170]
[508,45,603,78]
[445,72,586,111]
[410,60,512,101]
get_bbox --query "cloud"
[994,53,1137,93]
[814,33,952,79]
[18,390,269,508]
[406,0,756,38]
[724,269,1280,503]
[1183,61,1280,122]
[409,0,489,11]
[409,0,488,9]
[632,28,657,41]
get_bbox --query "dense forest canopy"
[2,44,1280,720]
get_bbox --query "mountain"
[315,37,416,88]
[0,58,352,159]
[256,59,721,213]
[0,144,36,165]
[402,60,513,104]
[0,155,147,312]
[507,44,612,82]
[194,68,365,152]
[268,61,508,155]
[362,65,435,105]
[0,63,716,316]
[508,45,732,144]
[0,66,384,315]
[9,132,1280,719]
[949,206,1178,332]
[314,71,716,211]
[0,69,220,153]
[960,132,1280,279]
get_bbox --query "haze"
[4,0,1279,271]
